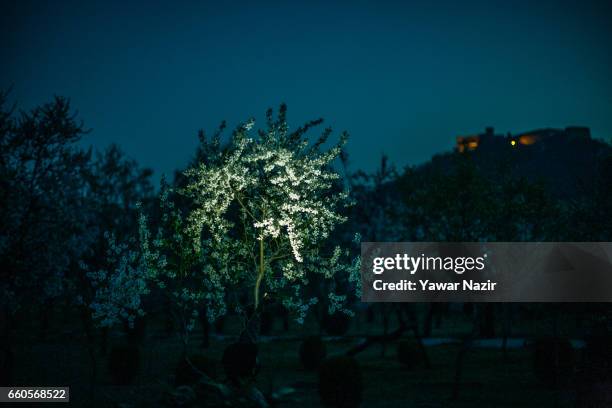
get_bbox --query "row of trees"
[0,94,361,356]
[0,92,154,385]
[3,92,611,340]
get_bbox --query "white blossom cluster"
[184,123,348,261]
[86,232,149,328]
[87,179,227,334]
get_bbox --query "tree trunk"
[452,312,478,400]
[478,303,496,338]
[80,308,98,405]
[0,307,14,386]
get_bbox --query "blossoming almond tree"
[181,105,360,339]
[88,105,360,345]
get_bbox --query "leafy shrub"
[222,342,259,383]
[108,344,140,385]
[322,312,351,336]
[319,356,363,408]
[299,336,327,370]
[175,354,219,385]
[532,337,574,388]
[396,340,421,369]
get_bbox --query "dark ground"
[10,305,597,407]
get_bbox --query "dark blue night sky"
[2,0,611,178]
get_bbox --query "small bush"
[582,331,612,381]
[260,309,274,335]
[175,354,219,385]
[396,340,421,369]
[222,342,259,383]
[576,380,612,408]
[108,344,140,385]
[322,312,351,336]
[532,337,574,388]
[214,316,225,334]
[0,347,13,385]
[319,356,363,408]
[124,316,147,345]
[577,325,612,406]
[299,336,327,370]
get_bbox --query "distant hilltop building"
[456,126,591,153]
[418,124,608,200]
[444,124,607,199]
